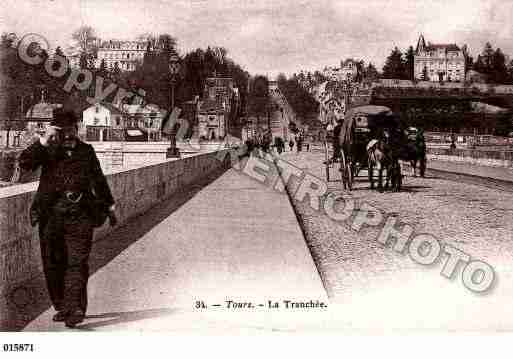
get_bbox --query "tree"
[491,48,507,84]
[248,75,270,125]
[1,34,18,147]
[482,42,494,70]
[472,43,511,83]
[136,33,157,44]
[277,73,287,87]
[404,46,415,80]
[71,25,97,54]
[364,62,379,82]
[382,47,405,79]
[277,74,318,121]
[71,25,98,72]
[465,54,473,74]
[158,34,177,62]
[473,55,484,73]
[474,42,494,76]
[507,60,513,84]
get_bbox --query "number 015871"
[3,344,35,352]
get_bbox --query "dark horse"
[391,131,426,177]
[367,139,402,192]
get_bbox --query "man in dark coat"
[19,109,117,328]
[416,128,427,177]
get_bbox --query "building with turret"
[198,77,239,140]
[414,34,468,82]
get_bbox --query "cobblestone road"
[280,151,513,331]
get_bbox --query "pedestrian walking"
[274,137,284,154]
[289,139,294,152]
[331,119,343,162]
[416,128,427,177]
[296,134,302,153]
[19,109,117,328]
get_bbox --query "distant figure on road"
[450,133,457,151]
[244,139,254,156]
[274,137,284,154]
[416,128,427,177]
[262,131,272,153]
[289,139,294,152]
[332,119,343,162]
[18,110,117,328]
[296,134,302,153]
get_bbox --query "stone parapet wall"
[0,150,231,302]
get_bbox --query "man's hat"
[51,109,78,128]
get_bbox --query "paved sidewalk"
[24,167,328,332]
[428,159,513,182]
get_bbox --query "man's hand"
[39,125,61,147]
[108,206,118,227]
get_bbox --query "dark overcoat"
[18,139,115,227]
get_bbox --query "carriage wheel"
[340,150,353,191]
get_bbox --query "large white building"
[83,102,125,128]
[322,59,359,82]
[414,34,468,82]
[95,39,148,71]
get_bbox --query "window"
[116,117,120,126]
[94,117,99,125]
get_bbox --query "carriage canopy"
[339,105,400,147]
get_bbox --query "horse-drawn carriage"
[326,105,403,190]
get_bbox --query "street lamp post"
[166,49,181,158]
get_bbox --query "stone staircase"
[268,84,300,139]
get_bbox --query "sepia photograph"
[1,0,513,355]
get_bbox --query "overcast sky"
[2,0,513,77]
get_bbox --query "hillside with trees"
[276,73,319,126]
[1,27,251,131]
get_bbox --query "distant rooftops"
[426,43,461,52]
[97,39,150,50]
[416,34,465,54]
